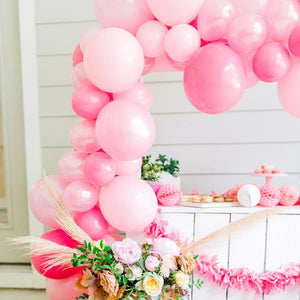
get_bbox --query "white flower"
[125,265,143,281]
[175,271,190,289]
[143,273,164,297]
[112,238,141,265]
[153,238,180,257]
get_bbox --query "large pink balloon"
[99,176,157,232]
[29,175,69,229]
[80,27,102,52]
[197,0,236,41]
[231,0,268,14]
[278,57,300,118]
[288,26,300,58]
[96,100,155,160]
[147,0,205,26]
[184,43,246,114]
[92,0,154,35]
[228,13,267,53]
[115,158,142,176]
[84,28,144,93]
[253,42,290,82]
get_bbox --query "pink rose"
[112,238,141,265]
[145,255,160,272]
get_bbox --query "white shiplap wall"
[35,0,300,195]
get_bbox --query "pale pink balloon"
[232,0,268,14]
[147,0,205,26]
[92,0,154,35]
[136,21,168,58]
[69,120,101,153]
[166,55,188,71]
[29,175,69,229]
[83,152,116,186]
[143,56,155,75]
[253,42,290,82]
[228,13,267,53]
[288,26,300,57]
[84,28,144,93]
[113,81,153,110]
[278,57,300,118]
[184,43,246,114]
[165,24,201,62]
[99,176,157,232]
[71,62,89,89]
[115,158,142,176]
[72,44,83,67]
[75,206,108,240]
[96,100,155,160]
[197,0,236,41]
[80,27,102,53]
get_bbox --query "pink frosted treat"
[279,185,299,206]
[157,184,181,206]
[259,184,281,207]
[272,169,284,174]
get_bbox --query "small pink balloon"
[197,0,236,41]
[143,56,155,75]
[72,83,110,120]
[96,100,155,160]
[113,81,153,110]
[99,176,157,232]
[72,44,83,67]
[136,21,168,58]
[253,42,290,82]
[115,158,142,176]
[240,53,260,88]
[71,62,89,89]
[69,120,101,153]
[166,54,188,71]
[83,152,116,186]
[75,206,108,240]
[289,26,300,57]
[63,180,98,213]
[228,13,267,53]
[165,24,201,62]
[80,27,102,53]
[102,234,116,246]
[231,0,268,14]
[29,175,69,229]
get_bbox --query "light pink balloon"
[232,0,268,14]
[136,21,168,58]
[147,0,205,26]
[75,206,108,240]
[197,0,236,41]
[99,176,157,232]
[69,120,101,153]
[72,44,83,67]
[143,56,155,75]
[96,100,155,160]
[83,152,116,186]
[165,24,201,62]
[115,158,142,176]
[184,43,246,114]
[84,28,144,93]
[113,81,153,110]
[71,62,89,89]
[29,175,69,229]
[288,26,300,57]
[92,0,154,35]
[253,42,290,82]
[80,27,102,53]
[166,55,188,71]
[278,57,300,118]
[228,13,267,53]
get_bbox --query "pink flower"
[112,238,141,265]
[145,255,160,272]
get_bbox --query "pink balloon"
[278,57,300,118]
[166,55,188,71]
[96,100,155,160]
[72,44,83,67]
[289,26,300,57]
[63,180,98,213]
[228,13,267,53]
[69,120,101,153]
[147,0,205,26]
[92,0,154,35]
[231,0,268,14]
[29,175,69,229]
[71,62,89,89]
[83,152,116,186]
[102,234,116,246]
[115,158,142,176]
[240,53,260,88]
[197,0,236,41]
[75,207,108,240]
[253,42,290,82]
[165,24,201,62]
[110,233,123,241]
[80,27,102,53]
[32,230,80,279]
[72,83,110,120]
[136,21,168,58]
[84,28,144,93]
[99,176,157,232]
[113,81,153,110]
[143,56,155,75]
[184,43,246,114]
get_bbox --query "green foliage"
[155,154,180,177]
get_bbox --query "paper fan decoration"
[259,184,280,207]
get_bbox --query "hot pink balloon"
[69,120,101,153]
[96,100,155,160]
[253,42,290,82]
[80,27,102,53]
[72,84,110,120]
[197,0,236,41]
[147,0,205,26]
[136,21,168,58]
[99,176,157,232]
[184,43,246,114]
[84,28,144,93]
[92,0,154,35]
[165,24,201,62]
[113,81,153,110]
[143,56,155,75]
[29,175,69,229]
[83,152,116,186]
[71,62,89,89]
[228,13,267,53]
[231,0,268,14]
[289,26,300,57]
[75,206,108,240]
[115,158,142,176]
[72,44,83,67]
